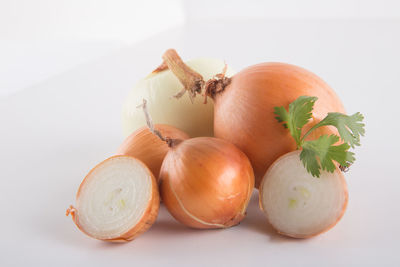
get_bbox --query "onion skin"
[116,124,189,179]
[68,156,160,242]
[259,151,348,238]
[212,63,345,187]
[160,137,254,229]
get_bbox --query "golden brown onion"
[211,63,345,187]
[160,137,254,229]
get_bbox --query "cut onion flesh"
[259,151,348,238]
[68,156,159,242]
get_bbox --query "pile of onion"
[161,49,345,187]
[67,49,360,242]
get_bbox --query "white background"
[1,1,400,266]
[2,0,400,96]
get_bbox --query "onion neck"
[159,49,231,103]
[166,138,182,148]
[138,99,182,148]
[160,49,232,103]
[204,75,231,103]
[162,49,204,101]
[151,61,168,74]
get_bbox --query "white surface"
[184,0,400,20]
[0,0,184,96]
[3,0,400,97]
[0,0,184,41]
[1,19,399,266]
[0,41,125,97]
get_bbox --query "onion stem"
[162,49,204,102]
[137,99,178,147]
[301,124,320,142]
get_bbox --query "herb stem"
[301,124,320,142]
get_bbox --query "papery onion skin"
[68,155,160,242]
[259,151,348,238]
[212,63,345,187]
[122,58,235,138]
[116,124,189,179]
[159,137,254,229]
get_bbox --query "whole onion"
[137,99,254,229]
[160,137,254,229]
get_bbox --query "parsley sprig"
[274,96,365,177]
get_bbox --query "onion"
[136,99,254,229]
[160,137,254,229]
[117,124,189,179]
[161,49,345,187]
[259,151,348,238]
[66,156,159,242]
[211,63,345,188]
[122,56,235,138]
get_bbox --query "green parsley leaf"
[300,135,355,177]
[274,96,317,146]
[274,96,364,178]
[303,112,365,148]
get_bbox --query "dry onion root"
[161,49,345,188]
[259,151,348,238]
[67,156,159,242]
[117,124,189,179]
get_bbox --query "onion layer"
[259,151,348,238]
[160,137,254,229]
[117,124,189,179]
[67,156,159,242]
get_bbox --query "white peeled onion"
[259,151,348,238]
[67,156,159,242]
[122,57,235,137]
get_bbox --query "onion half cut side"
[259,151,348,238]
[67,156,160,242]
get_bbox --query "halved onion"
[67,156,159,242]
[259,151,348,238]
